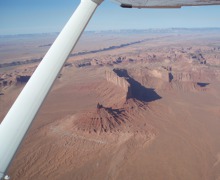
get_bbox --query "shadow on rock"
[113,68,161,102]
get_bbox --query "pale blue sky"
[1,0,220,35]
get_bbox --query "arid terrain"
[0,29,220,180]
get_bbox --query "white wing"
[0,0,103,179]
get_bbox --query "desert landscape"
[0,28,220,180]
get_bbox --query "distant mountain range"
[1,28,220,38]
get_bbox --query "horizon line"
[1,27,220,37]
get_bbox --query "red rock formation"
[105,70,132,99]
[73,100,150,134]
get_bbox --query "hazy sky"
[1,0,220,35]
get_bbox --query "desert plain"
[0,29,220,180]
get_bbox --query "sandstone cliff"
[105,70,132,99]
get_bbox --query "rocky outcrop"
[171,71,210,82]
[0,58,42,69]
[190,52,207,64]
[0,79,12,87]
[0,73,32,90]
[74,104,127,133]
[106,69,161,102]
[74,62,91,68]
[73,100,151,134]
[171,72,193,81]
[105,70,131,98]
[16,75,31,84]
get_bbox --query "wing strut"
[0,0,103,179]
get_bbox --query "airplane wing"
[114,0,220,8]
[0,0,102,179]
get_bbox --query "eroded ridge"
[105,70,132,99]
[73,99,154,135]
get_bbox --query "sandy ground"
[0,30,220,180]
